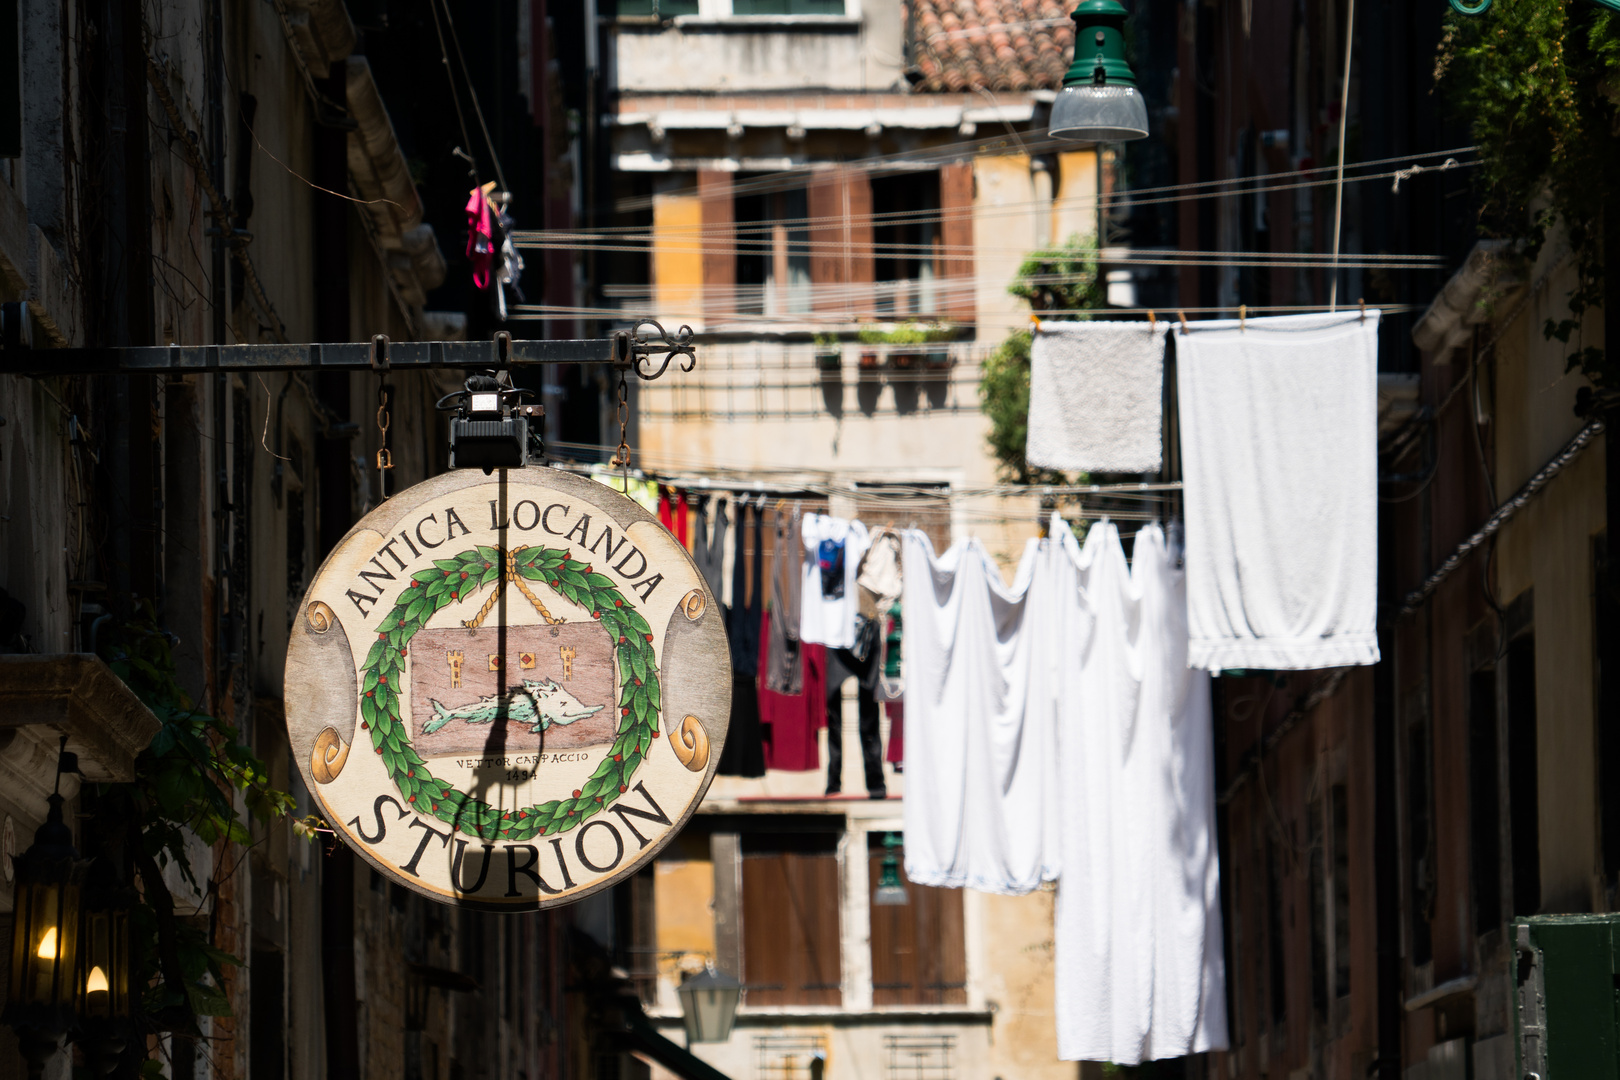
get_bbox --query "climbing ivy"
[1435,2,1620,400]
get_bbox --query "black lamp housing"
[442,373,545,472]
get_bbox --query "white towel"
[1052,519,1228,1064]
[1176,311,1382,670]
[1027,321,1165,473]
[899,533,1061,895]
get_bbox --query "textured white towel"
[1027,321,1165,473]
[899,533,1061,895]
[1053,519,1228,1064]
[1176,311,1382,670]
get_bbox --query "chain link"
[375,382,393,497]
[608,367,631,488]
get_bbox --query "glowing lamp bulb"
[35,926,57,960]
[86,965,109,994]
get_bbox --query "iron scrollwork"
[620,319,697,380]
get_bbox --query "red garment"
[884,700,904,763]
[674,491,690,549]
[465,188,494,290]
[758,608,826,772]
[658,487,674,533]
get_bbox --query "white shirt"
[798,514,869,649]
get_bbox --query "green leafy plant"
[1435,2,1620,400]
[97,610,296,1032]
[360,544,660,841]
[855,322,956,346]
[1007,233,1105,315]
[979,234,1105,483]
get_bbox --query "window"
[1331,783,1350,1000]
[871,172,941,317]
[1405,699,1434,967]
[735,183,811,316]
[612,0,700,16]
[868,837,966,1006]
[1507,629,1540,915]
[1469,666,1502,935]
[1596,536,1620,902]
[732,0,845,12]
[741,832,842,1005]
[885,1036,955,1080]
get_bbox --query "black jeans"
[825,647,886,797]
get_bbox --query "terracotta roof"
[908,1,1076,94]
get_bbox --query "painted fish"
[422,677,605,735]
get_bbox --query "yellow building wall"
[1492,251,1606,913]
[653,187,705,321]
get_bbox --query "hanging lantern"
[676,965,742,1045]
[872,832,909,907]
[1048,0,1150,142]
[3,784,87,1077]
[75,854,134,1076]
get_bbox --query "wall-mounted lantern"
[676,965,742,1046]
[76,853,134,1074]
[2,741,88,1079]
[1049,0,1149,143]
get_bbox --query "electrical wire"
[434,0,510,194]
[427,0,479,185]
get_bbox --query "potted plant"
[856,326,887,379]
[813,332,842,377]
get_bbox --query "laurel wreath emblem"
[358,544,661,841]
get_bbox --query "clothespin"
[1239,304,1247,331]
[1358,297,1367,323]
[1029,313,1042,332]
[1177,311,1189,335]
[1147,310,1157,332]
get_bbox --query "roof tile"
[908,0,1075,93]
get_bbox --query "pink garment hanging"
[675,491,690,549]
[465,188,495,290]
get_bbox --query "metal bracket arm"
[0,334,698,377]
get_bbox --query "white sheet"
[1175,310,1382,670]
[899,533,1060,895]
[1052,519,1228,1063]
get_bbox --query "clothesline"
[512,302,1424,323]
[592,144,1478,218]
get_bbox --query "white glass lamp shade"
[1049,84,1150,142]
[677,967,742,1044]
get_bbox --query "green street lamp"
[1049,0,1149,142]
[872,832,908,907]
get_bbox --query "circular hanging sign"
[285,467,731,909]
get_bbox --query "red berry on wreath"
[613,754,622,762]
[619,636,627,644]
[375,747,383,754]
[622,707,630,716]
[644,634,654,641]
[362,721,369,729]
[379,676,387,684]
[407,770,414,777]
[451,592,458,599]
[619,784,627,793]
[635,678,642,686]
[572,789,581,798]
[551,580,559,587]
[432,804,438,811]
[652,731,661,739]
[595,796,603,803]
[366,691,374,698]
[615,599,623,607]
[461,572,468,579]
[379,632,387,640]
[583,566,592,574]
[409,795,416,803]
[592,611,600,619]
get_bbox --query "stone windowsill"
[0,654,163,782]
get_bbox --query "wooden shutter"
[868,848,966,1006]
[698,169,735,323]
[938,162,975,325]
[806,168,874,319]
[741,838,842,1006]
